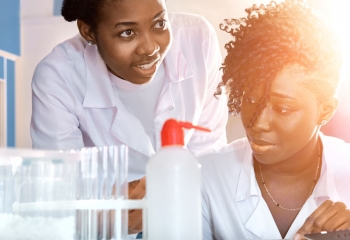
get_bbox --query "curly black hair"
[216,0,342,127]
[61,0,112,33]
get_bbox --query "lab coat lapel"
[313,133,343,202]
[284,197,318,239]
[244,197,282,239]
[155,38,194,117]
[82,45,116,108]
[236,144,281,239]
[110,92,155,157]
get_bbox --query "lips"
[136,59,158,70]
[132,58,160,77]
[249,138,275,153]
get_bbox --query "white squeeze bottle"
[146,118,210,239]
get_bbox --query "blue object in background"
[53,0,64,16]
[6,60,15,147]
[0,57,3,79]
[0,0,20,56]
[0,0,20,146]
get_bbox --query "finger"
[294,200,333,239]
[128,180,141,194]
[335,221,350,231]
[129,188,145,199]
[323,208,350,231]
[128,177,146,200]
[128,209,143,234]
[311,202,346,232]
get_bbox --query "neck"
[257,135,321,178]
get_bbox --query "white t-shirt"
[110,63,166,150]
[198,134,350,240]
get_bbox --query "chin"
[253,152,281,165]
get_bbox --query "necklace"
[258,142,321,211]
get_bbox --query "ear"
[77,20,96,44]
[318,97,338,125]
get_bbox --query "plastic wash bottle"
[146,118,210,240]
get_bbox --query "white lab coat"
[198,134,350,240]
[31,13,228,181]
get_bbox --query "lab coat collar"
[154,38,194,118]
[83,44,116,108]
[235,140,259,201]
[82,37,193,109]
[313,133,342,201]
[163,38,194,83]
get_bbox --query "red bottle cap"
[161,119,211,147]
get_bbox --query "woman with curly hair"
[199,0,350,239]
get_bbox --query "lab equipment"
[146,119,209,240]
[0,145,134,240]
[0,148,80,240]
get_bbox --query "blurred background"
[0,0,349,148]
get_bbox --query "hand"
[128,177,146,234]
[294,200,350,240]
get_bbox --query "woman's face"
[241,65,322,165]
[95,0,171,84]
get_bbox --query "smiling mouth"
[132,59,160,78]
[136,61,157,70]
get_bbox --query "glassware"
[0,148,80,240]
[76,145,129,240]
[0,145,130,240]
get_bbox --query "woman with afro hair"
[199,0,350,239]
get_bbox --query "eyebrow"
[115,10,166,28]
[270,92,296,99]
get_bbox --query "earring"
[87,41,92,46]
[320,119,327,125]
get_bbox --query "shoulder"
[34,35,86,73]
[197,137,248,158]
[33,35,87,85]
[323,135,350,159]
[169,12,213,29]
[169,12,216,40]
[197,138,249,176]
[322,135,350,203]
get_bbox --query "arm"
[187,20,228,154]
[31,59,84,150]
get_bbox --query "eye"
[120,29,135,38]
[154,19,167,29]
[273,106,292,114]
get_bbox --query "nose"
[252,106,271,132]
[136,32,160,56]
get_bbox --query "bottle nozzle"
[177,122,211,132]
[161,119,211,147]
